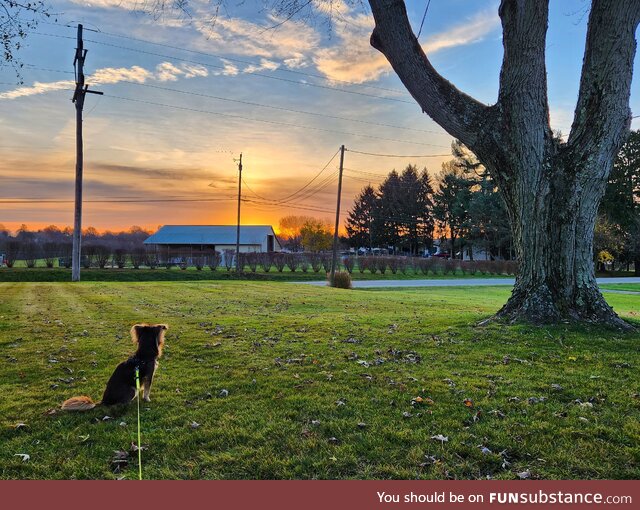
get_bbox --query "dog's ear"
[157,324,168,331]
[130,324,145,343]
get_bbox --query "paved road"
[301,277,640,290]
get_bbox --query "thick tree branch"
[368,0,490,151]
[497,0,550,139]
[568,0,640,159]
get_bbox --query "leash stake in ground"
[135,366,142,480]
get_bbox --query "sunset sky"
[1,0,639,233]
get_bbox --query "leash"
[135,366,142,480]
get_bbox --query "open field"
[1,282,638,479]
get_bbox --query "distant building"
[144,225,281,263]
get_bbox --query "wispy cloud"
[315,7,500,84]
[422,9,500,54]
[243,58,280,74]
[0,62,208,100]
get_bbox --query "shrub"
[146,250,159,269]
[82,245,96,269]
[245,252,259,272]
[3,239,20,268]
[387,256,400,274]
[398,257,409,275]
[22,241,40,268]
[113,249,127,269]
[130,248,146,269]
[273,253,287,272]
[342,256,354,274]
[460,260,477,275]
[194,256,206,271]
[360,256,375,273]
[376,256,388,274]
[321,254,332,273]
[208,251,222,271]
[285,253,299,272]
[94,244,112,269]
[443,259,458,275]
[309,254,323,273]
[43,242,58,268]
[59,242,72,269]
[329,270,352,289]
[223,250,235,271]
[299,256,310,273]
[504,260,518,276]
[260,253,273,272]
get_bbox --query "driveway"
[301,277,640,290]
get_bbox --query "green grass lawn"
[600,283,640,293]
[0,282,638,480]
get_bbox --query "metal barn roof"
[144,225,278,246]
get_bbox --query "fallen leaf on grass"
[463,398,474,407]
[14,422,27,429]
[517,469,531,479]
[78,434,90,442]
[190,421,200,429]
[14,453,30,462]
[431,435,448,443]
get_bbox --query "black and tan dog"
[61,323,168,411]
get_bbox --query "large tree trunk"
[494,153,625,326]
[369,0,640,328]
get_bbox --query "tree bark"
[369,0,640,328]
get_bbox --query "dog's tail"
[61,396,98,411]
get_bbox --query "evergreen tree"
[345,185,379,250]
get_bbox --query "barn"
[144,225,281,263]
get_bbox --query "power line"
[110,79,446,136]
[346,148,451,158]
[16,64,447,137]
[0,197,236,204]
[100,93,444,147]
[34,32,416,105]
[37,19,410,97]
[417,0,432,39]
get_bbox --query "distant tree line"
[345,141,511,259]
[0,224,152,267]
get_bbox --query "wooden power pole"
[235,153,243,272]
[329,145,345,286]
[71,24,102,282]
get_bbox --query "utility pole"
[329,145,345,286]
[235,153,243,272]
[71,24,102,282]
